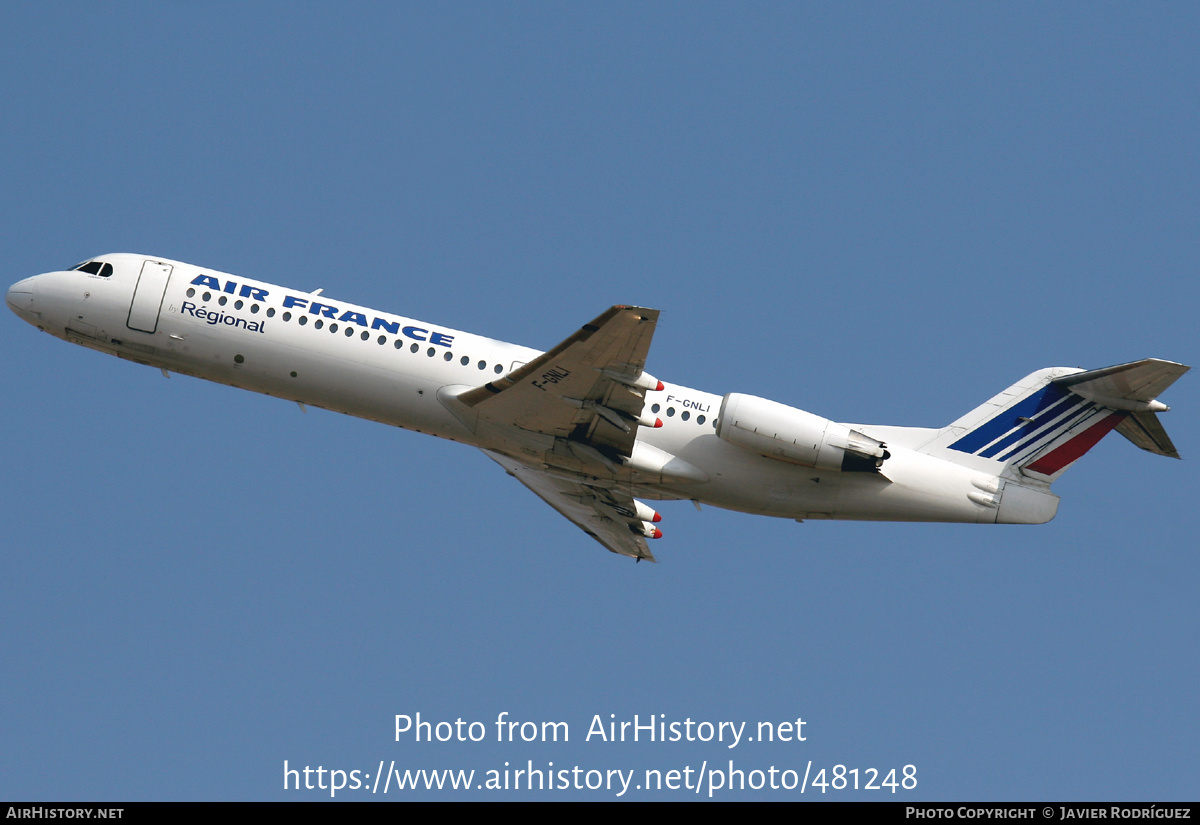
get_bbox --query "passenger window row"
[185,287,507,374]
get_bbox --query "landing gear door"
[127,260,173,333]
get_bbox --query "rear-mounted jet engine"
[716,393,890,472]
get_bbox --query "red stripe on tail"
[1025,412,1127,476]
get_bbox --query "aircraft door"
[127,260,173,333]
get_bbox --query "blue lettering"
[223,280,237,294]
[181,301,198,316]
[239,284,269,300]
[282,295,308,309]
[190,275,221,289]
[309,302,338,318]
[371,317,400,334]
[402,326,428,342]
[429,332,455,347]
[338,311,368,327]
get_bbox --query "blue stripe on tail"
[949,383,1072,456]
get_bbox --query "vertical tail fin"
[925,359,1188,482]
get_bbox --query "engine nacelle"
[716,393,890,472]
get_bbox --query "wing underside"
[486,451,658,562]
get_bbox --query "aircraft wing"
[485,451,658,562]
[458,306,661,459]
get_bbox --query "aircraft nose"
[6,276,37,317]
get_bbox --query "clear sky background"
[2,3,1197,801]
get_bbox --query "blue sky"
[2,3,1197,800]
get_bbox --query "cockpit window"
[72,261,113,277]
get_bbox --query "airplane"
[7,253,1189,562]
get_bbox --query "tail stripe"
[1024,411,1128,475]
[992,400,1097,462]
[949,383,1104,460]
[979,396,1090,459]
[948,383,1071,455]
[1003,405,1105,465]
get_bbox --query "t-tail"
[929,358,1188,479]
[917,359,1188,519]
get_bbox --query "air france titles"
[186,274,455,347]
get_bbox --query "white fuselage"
[8,254,1033,528]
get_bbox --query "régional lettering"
[180,301,265,334]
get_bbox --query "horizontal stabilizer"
[1053,359,1188,459]
[1053,358,1189,410]
[1116,411,1180,458]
